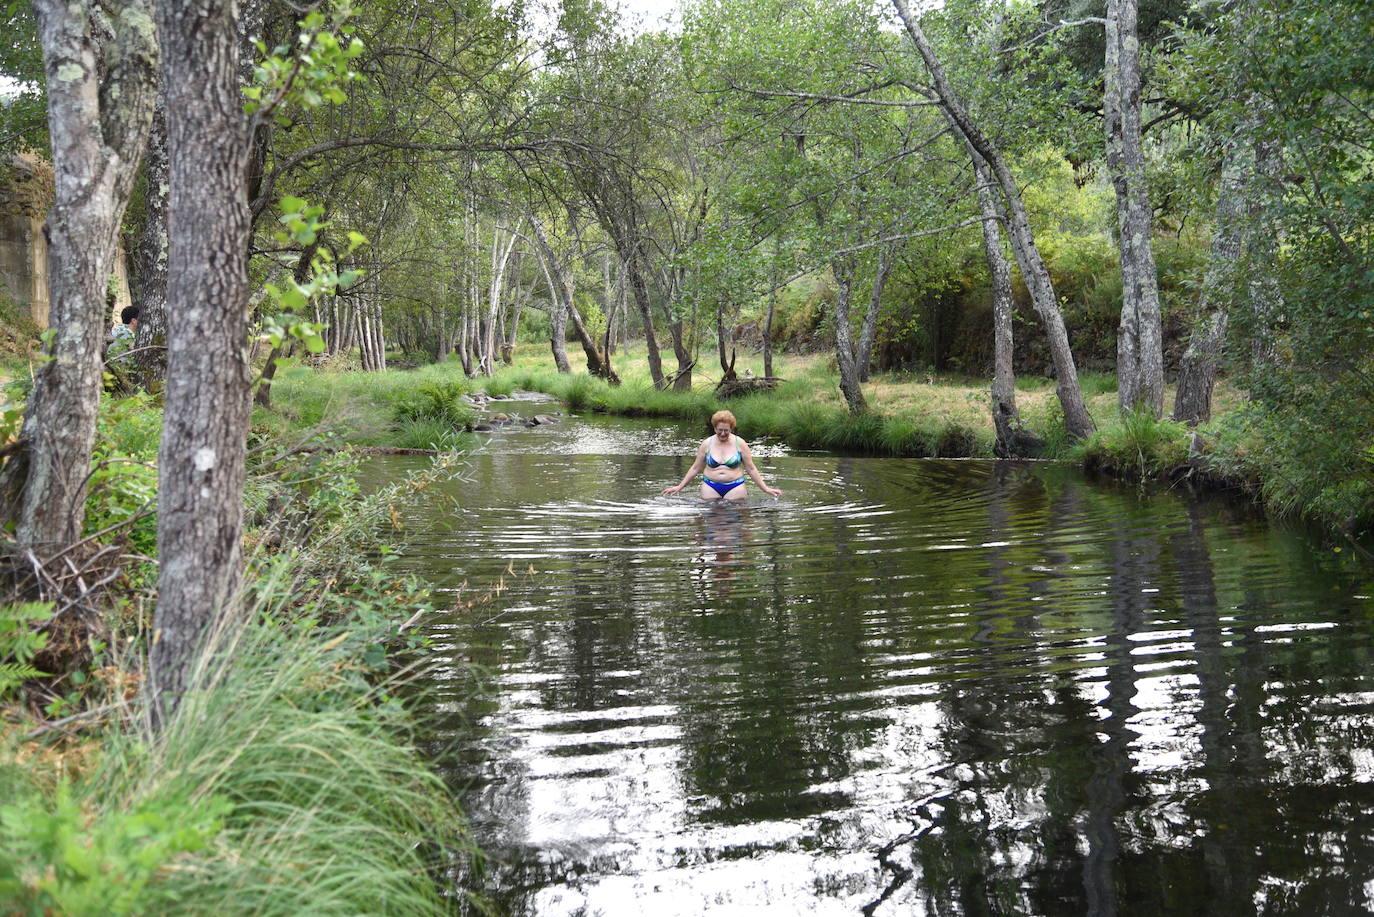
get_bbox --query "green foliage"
[394,419,466,451]
[86,393,161,556]
[244,0,365,122]
[1072,409,1191,479]
[0,603,50,698]
[0,784,229,917]
[259,197,368,365]
[391,380,473,430]
[0,2,46,155]
[0,595,465,917]
[2,433,473,915]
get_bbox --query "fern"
[0,603,52,698]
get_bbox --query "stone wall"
[0,153,51,328]
[0,152,132,332]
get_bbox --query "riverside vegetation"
[0,382,479,915]
[1,0,1371,909]
[257,346,1367,537]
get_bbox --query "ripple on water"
[367,433,1374,915]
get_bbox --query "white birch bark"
[0,0,159,552]
[482,219,520,375]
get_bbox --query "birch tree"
[1105,0,1164,417]
[890,0,1095,439]
[0,0,158,553]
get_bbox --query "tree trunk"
[151,0,252,720]
[973,153,1022,455]
[856,242,894,382]
[893,0,1094,439]
[371,294,387,371]
[1174,145,1249,424]
[0,0,158,554]
[763,258,778,380]
[502,253,526,364]
[602,258,622,363]
[831,257,868,414]
[531,243,571,374]
[359,297,375,371]
[133,96,169,384]
[548,295,571,374]
[482,221,519,375]
[716,303,730,375]
[1106,0,1164,417]
[1246,138,1284,368]
[624,243,665,388]
[566,293,620,383]
[529,216,615,380]
[656,284,693,390]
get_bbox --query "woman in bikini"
[662,410,783,501]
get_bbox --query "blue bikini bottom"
[704,477,745,496]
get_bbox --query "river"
[371,396,1374,915]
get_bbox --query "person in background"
[109,305,139,359]
[663,409,783,501]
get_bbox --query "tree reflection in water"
[371,442,1374,915]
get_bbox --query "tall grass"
[490,362,997,458]
[1070,407,1191,478]
[259,360,476,447]
[2,396,475,915]
[1,590,466,916]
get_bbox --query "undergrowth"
[0,392,477,916]
[1070,409,1192,479]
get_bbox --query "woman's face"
[714,422,732,439]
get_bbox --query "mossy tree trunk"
[132,96,169,384]
[1106,0,1164,418]
[0,0,158,555]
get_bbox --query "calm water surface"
[374,399,1374,916]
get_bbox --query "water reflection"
[371,418,1374,916]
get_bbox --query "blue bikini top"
[705,436,743,469]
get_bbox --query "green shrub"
[2,449,476,916]
[562,374,604,411]
[87,393,161,556]
[0,782,229,917]
[1073,409,1190,478]
[391,381,473,430]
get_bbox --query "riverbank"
[1,391,476,914]
[255,346,1373,546]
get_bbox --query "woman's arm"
[663,442,708,494]
[740,440,782,496]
